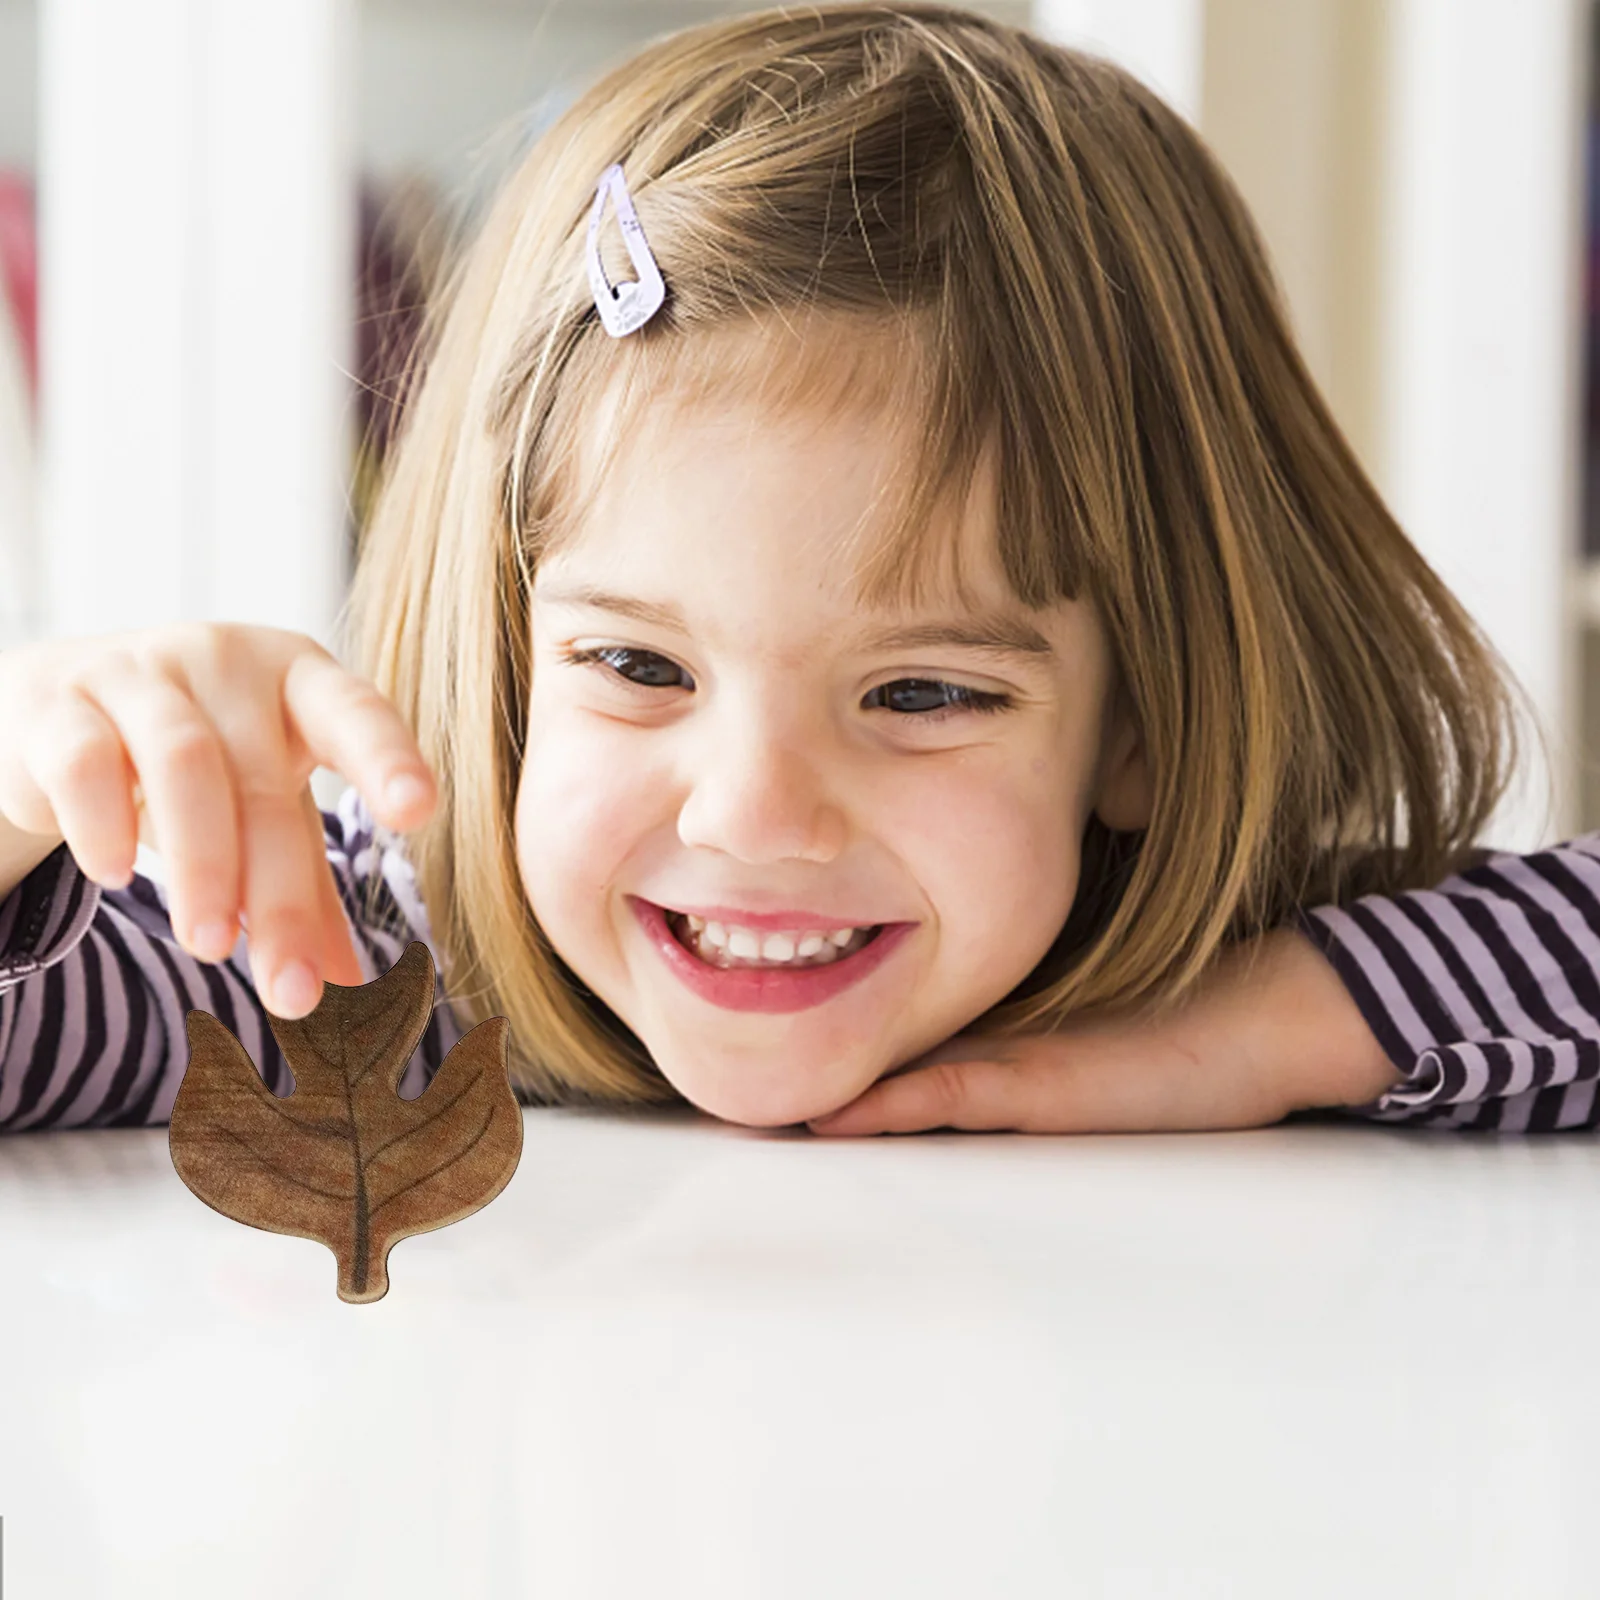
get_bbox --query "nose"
[675,698,846,866]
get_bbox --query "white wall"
[1375,0,1588,848]
[36,0,355,658]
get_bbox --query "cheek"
[893,758,1081,974]
[513,712,669,932]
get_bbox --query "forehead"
[546,312,1008,616]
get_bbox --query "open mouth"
[633,896,912,1015]
[664,909,885,971]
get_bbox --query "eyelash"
[559,646,1014,722]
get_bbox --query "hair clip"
[586,162,667,338]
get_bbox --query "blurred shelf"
[1577,558,1600,626]
[0,0,33,174]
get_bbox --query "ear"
[1091,681,1154,833]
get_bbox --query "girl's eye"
[562,649,1010,723]
[864,679,1012,720]
[562,645,692,690]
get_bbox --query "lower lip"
[629,897,915,1014]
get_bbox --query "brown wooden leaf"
[168,940,522,1303]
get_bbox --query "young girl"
[1,2,1595,1137]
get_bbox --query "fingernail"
[384,774,430,816]
[271,960,321,1015]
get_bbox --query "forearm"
[809,924,1406,1136]
[0,812,65,905]
[1190,926,1402,1116]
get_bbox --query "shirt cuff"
[1291,905,1448,1116]
[0,842,103,993]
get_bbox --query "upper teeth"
[686,914,861,961]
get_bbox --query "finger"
[808,1058,1032,1136]
[12,688,139,888]
[281,651,436,833]
[236,781,330,1017]
[302,785,367,990]
[74,668,242,957]
[159,645,332,1015]
[810,1035,1286,1137]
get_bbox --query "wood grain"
[169,941,522,1303]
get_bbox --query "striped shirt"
[0,786,465,1132]
[3,794,1600,1133]
[1293,833,1600,1132]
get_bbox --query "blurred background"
[0,0,1589,850]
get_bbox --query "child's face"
[515,343,1148,1127]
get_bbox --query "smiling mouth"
[664,909,885,971]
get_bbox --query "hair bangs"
[523,301,1022,620]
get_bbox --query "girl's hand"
[0,624,437,1017]
[806,928,1403,1136]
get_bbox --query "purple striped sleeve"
[1295,834,1600,1132]
[0,785,467,1133]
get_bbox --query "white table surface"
[1,1109,1596,1598]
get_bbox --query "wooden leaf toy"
[169,940,522,1303]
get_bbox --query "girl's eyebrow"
[857,618,1056,661]
[534,582,1057,662]
[534,582,684,633]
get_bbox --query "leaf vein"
[213,1123,354,1203]
[367,1101,497,1219]
[364,1066,485,1164]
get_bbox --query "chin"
[657,1055,870,1130]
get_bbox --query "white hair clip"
[586,162,667,338]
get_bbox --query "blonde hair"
[341,1,1526,1106]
